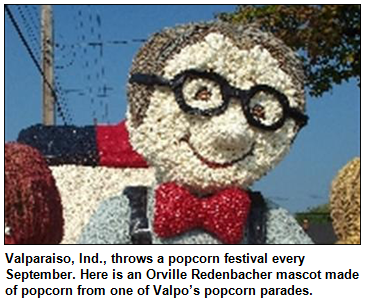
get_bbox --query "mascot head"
[127,21,307,194]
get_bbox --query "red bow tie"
[154,183,251,244]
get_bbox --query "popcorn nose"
[211,104,253,149]
[214,126,250,149]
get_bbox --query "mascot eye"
[182,78,224,110]
[249,91,284,126]
[194,87,212,101]
[251,104,266,120]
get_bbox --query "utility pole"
[41,5,55,125]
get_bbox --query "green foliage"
[295,203,331,224]
[307,203,330,214]
[218,5,360,97]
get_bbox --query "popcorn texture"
[50,165,155,244]
[80,186,312,244]
[5,143,64,244]
[127,22,306,194]
[78,194,132,244]
[96,121,148,168]
[17,122,148,168]
[128,22,305,128]
[8,22,311,245]
[265,202,313,244]
[154,183,251,244]
[18,124,99,166]
[330,157,360,244]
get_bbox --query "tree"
[218,5,360,97]
[296,203,331,224]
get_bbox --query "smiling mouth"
[181,135,255,169]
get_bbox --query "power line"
[51,6,146,125]
[54,73,74,123]
[16,5,41,63]
[15,4,73,124]
[17,5,72,124]
[5,5,69,125]
[55,36,77,69]
[25,5,40,33]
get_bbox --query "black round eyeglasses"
[129,69,308,131]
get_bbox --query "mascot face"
[128,26,307,193]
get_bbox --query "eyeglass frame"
[129,69,308,131]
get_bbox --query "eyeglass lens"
[129,70,308,130]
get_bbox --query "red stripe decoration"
[96,120,148,168]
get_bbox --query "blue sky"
[5,5,360,212]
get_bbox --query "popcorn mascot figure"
[80,21,313,244]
